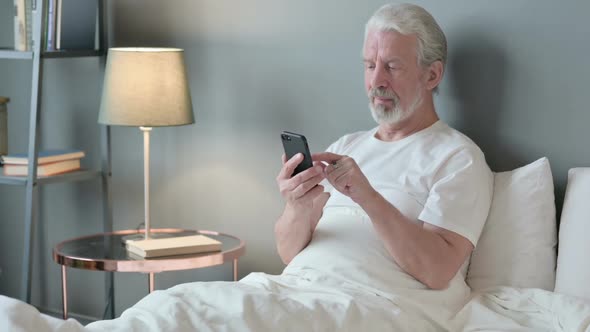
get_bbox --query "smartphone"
[281,131,313,177]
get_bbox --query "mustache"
[369,88,398,100]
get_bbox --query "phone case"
[281,131,313,177]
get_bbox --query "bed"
[2,157,590,331]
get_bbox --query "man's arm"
[274,154,330,264]
[314,152,473,289]
[359,190,472,289]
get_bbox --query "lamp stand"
[141,126,152,240]
[121,127,172,244]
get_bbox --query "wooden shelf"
[0,49,34,60]
[0,169,102,186]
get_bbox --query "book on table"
[0,149,85,165]
[2,158,81,176]
[126,235,223,258]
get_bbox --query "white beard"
[369,88,424,126]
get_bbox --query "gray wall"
[0,0,588,319]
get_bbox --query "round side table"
[52,228,246,319]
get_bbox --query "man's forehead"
[363,29,418,58]
[365,29,417,47]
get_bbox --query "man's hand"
[313,152,377,204]
[277,153,329,216]
[274,153,330,264]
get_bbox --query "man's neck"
[375,101,439,142]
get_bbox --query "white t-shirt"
[323,120,493,247]
[284,121,493,315]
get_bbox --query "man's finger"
[313,160,327,172]
[332,169,349,185]
[300,184,325,201]
[285,166,324,191]
[292,173,325,198]
[281,153,287,164]
[312,152,343,163]
[278,153,303,179]
[327,161,347,177]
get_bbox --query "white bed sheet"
[1,269,445,331]
[2,270,590,331]
[2,209,589,331]
[452,287,590,332]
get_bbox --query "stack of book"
[126,235,222,258]
[0,149,85,176]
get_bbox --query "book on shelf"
[126,235,223,258]
[13,0,99,52]
[2,158,80,176]
[25,0,33,51]
[45,0,57,50]
[14,0,26,51]
[13,0,34,51]
[0,149,85,165]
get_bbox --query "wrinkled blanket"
[452,287,590,331]
[1,272,590,331]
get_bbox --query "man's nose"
[370,64,388,89]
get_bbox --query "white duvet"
[453,287,590,332]
[1,274,590,331]
[2,207,590,331]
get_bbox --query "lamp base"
[121,232,175,245]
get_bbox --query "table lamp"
[98,47,195,242]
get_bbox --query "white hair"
[364,3,447,92]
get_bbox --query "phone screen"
[281,131,313,177]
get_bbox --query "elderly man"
[0,3,495,331]
[275,2,492,297]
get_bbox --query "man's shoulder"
[429,122,484,155]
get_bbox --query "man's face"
[363,29,427,125]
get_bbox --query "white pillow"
[466,157,557,291]
[555,168,590,301]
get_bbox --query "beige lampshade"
[98,47,195,127]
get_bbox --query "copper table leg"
[148,273,155,293]
[61,266,68,320]
[233,259,238,281]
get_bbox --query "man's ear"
[425,60,444,91]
